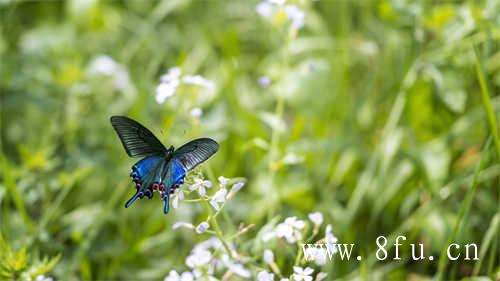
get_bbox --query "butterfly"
[110,116,219,214]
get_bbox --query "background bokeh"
[1,0,499,280]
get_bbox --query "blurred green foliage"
[0,0,499,280]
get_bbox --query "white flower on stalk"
[325,224,338,245]
[172,189,185,209]
[223,259,251,278]
[182,75,215,91]
[210,189,227,211]
[227,181,244,199]
[189,178,212,196]
[257,271,275,281]
[195,221,210,234]
[263,249,274,264]
[275,216,305,243]
[308,212,323,226]
[190,107,203,118]
[218,176,230,188]
[285,5,305,31]
[172,221,194,230]
[315,272,327,281]
[185,248,211,268]
[292,266,314,281]
[164,270,194,281]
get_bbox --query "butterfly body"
[110,116,218,214]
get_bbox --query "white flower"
[89,55,119,76]
[155,67,182,103]
[308,212,323,226]
[232,182,244,192]
[280,279,290,281]
[217,253,250,277]
[194,237,223,251]
[195,221,210,234]
[226,262,251,278]
[172,221,194,230]
[285,216,305,229]
[189,178,212,196]
[218,176,230,187]
[258,75,271,88]
[182,75,215,91]
[179,272,194,281]
[190,107,203,118]
[325,224,338,245]
[292,266,314,281]
[186,248,211,268]
[164,270,194,281]
[269,0,285,4]
[285,5,305,31]
[263,249,274,264]
[172,189,185,209]
[275,217,305,243]
[257,271,275,281]
[88,55,130,90]
[304,247,327,266]
[256,2,274,18]
[210,189,227,211]
[160,67,182,83]
[155,79,179,103]
[262,231,276,242]
[164,270,180,281]
[227,181,244,199]
[315,272,327,281]
[35,275,54,281]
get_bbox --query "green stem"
[474,45,500,159]
[293,239,304,266]
[202,198,234,258]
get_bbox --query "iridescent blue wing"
[125,156,165,208]
[158,159,186,214]
[110,116,167,157]
[173,138,219,171]
[125,157,187,214]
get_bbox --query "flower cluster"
[165,236,252,281]
[262,212,338,267]
[164,172,338,280]
[256,0,305,32]
[155,67,215,104]
[257,266,327,281]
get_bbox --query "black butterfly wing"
[110,116,167,157]
[173,138,219,171]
